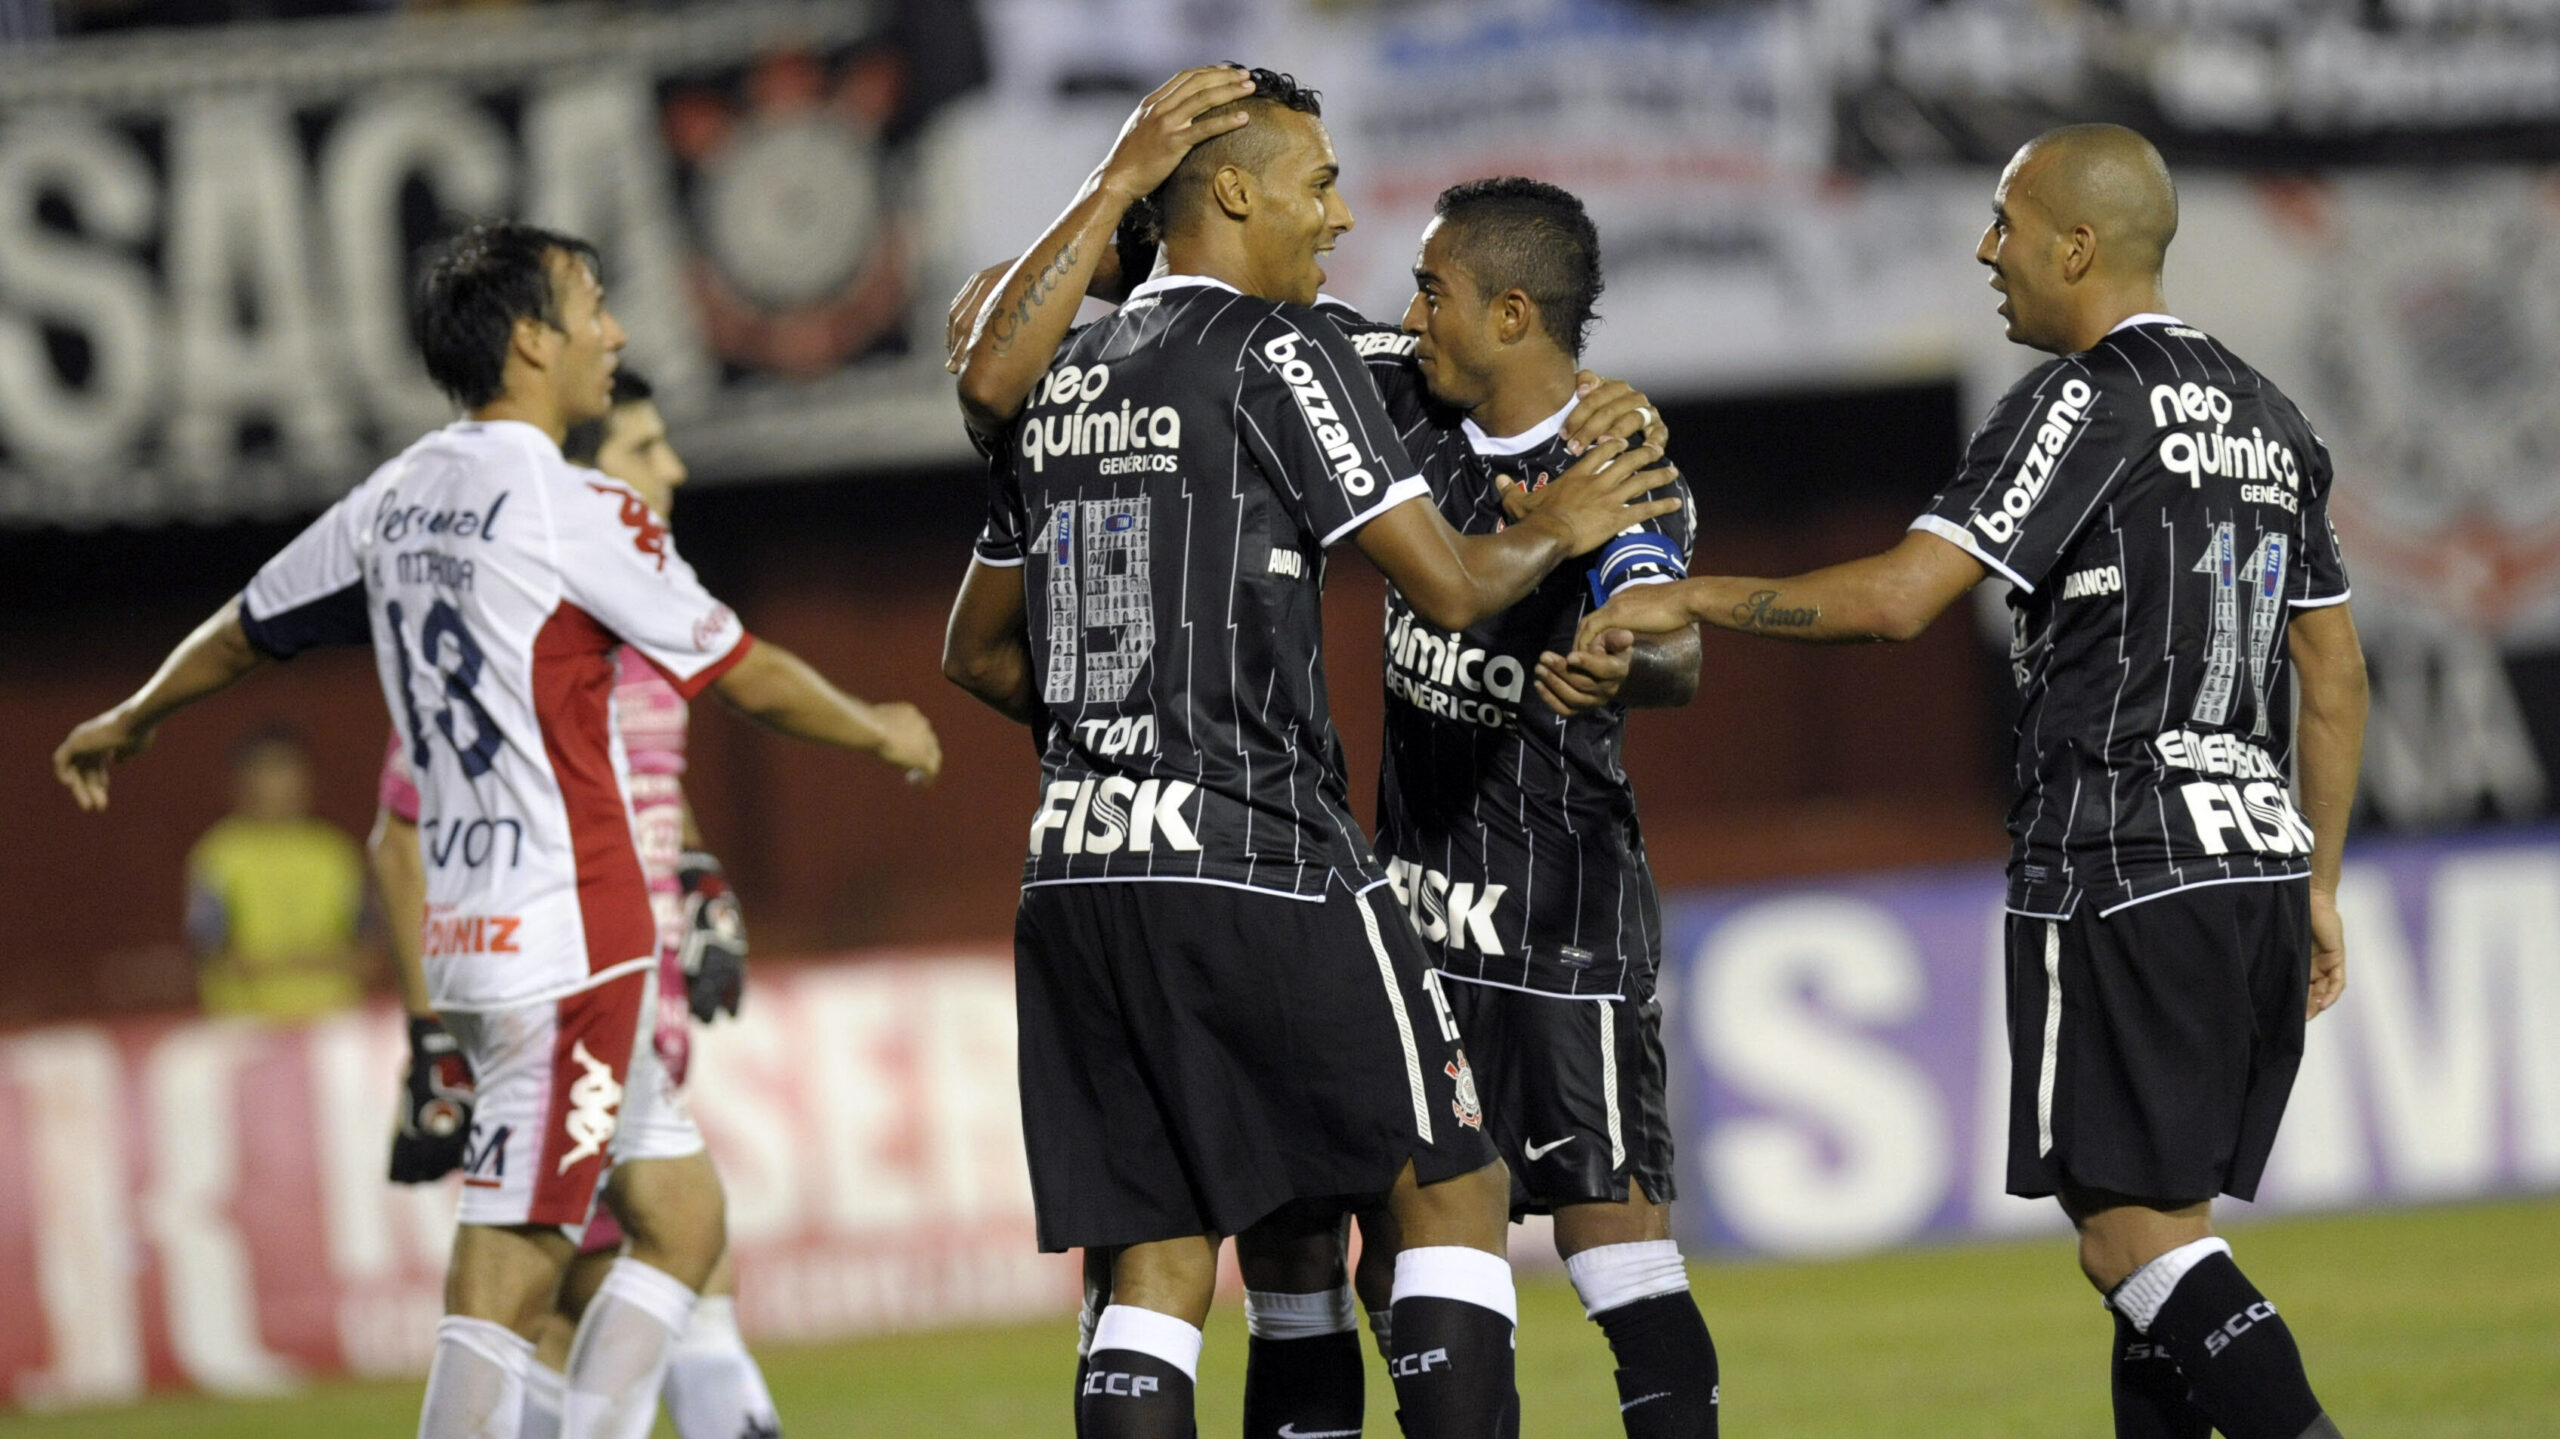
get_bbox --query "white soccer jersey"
[240,419,753,1010]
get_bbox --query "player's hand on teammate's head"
[1521,436,1682,556]
[1096,65,1261,205]
[52,708,154,812]
[871,701,944,786]
[1563,373,1668,456]
[1574,579,1700,655]
[1534,628,1633,716]
[2306,886,2347,1019]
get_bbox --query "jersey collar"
[2107,312,2185,334]
[1124,273,1241,303]
[1462,396,1579,458]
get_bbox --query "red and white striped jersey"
[242,419,753,1010]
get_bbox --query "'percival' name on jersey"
[1912,316,2351,919]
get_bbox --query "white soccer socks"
[563,1257,699,1439]
[420,1315,535,1439]
[662,1295,782,1439]
[1243,1285,1365,1439]
[2109,1238,2335,1439]
[1081,1304,1204,1439]
[1565,1241,1720,1438]
[518,1361,565,1439]
[1387,1247,1520,1439]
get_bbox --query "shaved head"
[2011,124,2179,279]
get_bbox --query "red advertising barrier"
[0,950,1079,1409]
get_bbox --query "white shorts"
[444,965,703,1230]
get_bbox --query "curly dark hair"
[1432,177,1605,357]
[1127,66,1325,247]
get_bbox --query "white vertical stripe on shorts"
[1356,892,1434,1144]
[2038,920,2063,1158]
[1597,999,1626,1169]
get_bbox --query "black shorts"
[2006,880,2309,1203]
[1013,879,1500,1253]
[1440,976,1677,1219]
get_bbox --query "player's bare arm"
[942,556,1037,725]
[2288,601,2368,1019]
[368,807,435,1018]
[52,596,266,812]
[953,66,1257,434]
[710,640,943,783]
[1360,436,1680,631]
[1532,622,1702,716]
[1574,528,1986,656]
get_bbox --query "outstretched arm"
[1357,438,1682,632]
[2289,601,2368,1019]
[943,557,1037,725]
[54,596,268,811]
[953,66,1256,436]
[1574,530,1987,653]
[711,640,943,784]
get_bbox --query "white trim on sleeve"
[972,551,1027,569]
[1910,514,2032,592]
[1320,475,1431,550]
[2288,588,2352,609]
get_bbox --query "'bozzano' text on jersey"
[240,420,753,1009]
[1914,315,2350,919]
[1318,305,1696,999]
[974,275,1428,899]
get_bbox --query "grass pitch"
[7,1196,2553,1437]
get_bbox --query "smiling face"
[535,247,627,426]
[1237,107,1354,307]
[1976,146,2077,354]
[1401,217,1500,411]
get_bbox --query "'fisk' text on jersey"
[1028,776,1203,856]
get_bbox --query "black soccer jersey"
[1318,306,1697,999]
[1915,316,2352,919]
[974,275,1429,898]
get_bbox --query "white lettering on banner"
[0,116,159,471]
[3,1028,144,1407]
[522,75,712,412]
[321,90,513,437]
[304,1014,452,1380]
[143,1025,302,1395]
[166,92,357,492]
[1691,897,1949,1255]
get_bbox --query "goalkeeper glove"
[677,850,748,1022]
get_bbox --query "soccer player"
[965,155,1721,1435]
[1572,125,2368,1439]
[53,219,940,1439]
[372,369,780,1439]
[943,65,1680,1439]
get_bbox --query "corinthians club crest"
[2294,174,2560,643]
[1446,1050,1484,1130]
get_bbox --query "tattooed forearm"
[1732,589,1820,630]
[988,239,1082,356]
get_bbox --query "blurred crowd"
[0,0,701,44]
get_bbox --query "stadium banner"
[0,0,989,525]
[1663,826,2560,1259]
[0,951,1074,1409]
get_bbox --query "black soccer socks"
[2109,1307,2209,1439]
[1388,1247,1520,1439]
[1567,1240,1719,1439]
[1591,1293,1720,1438]
[1243,1286,1366,1439]
[2114,1240,2333,1439]
[1080,1305,1203,1439]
